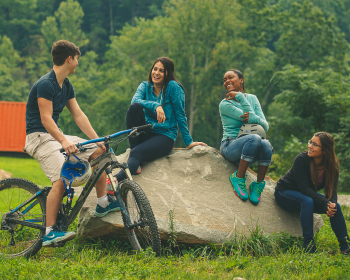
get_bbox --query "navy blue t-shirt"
[26,70,75,134]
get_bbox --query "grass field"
[0,213,349,279]
[0,157,349,279]
[0,156,51,186]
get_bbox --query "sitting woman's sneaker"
[42,226,76,247]
[230,171,248,201]
[341,248,350,255]
[95,194,121,217]
[249,180,266,205]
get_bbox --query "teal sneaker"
[229,171,248,201]
[249,180,266,204]
[95,194,121,217]
[42,229,76,247]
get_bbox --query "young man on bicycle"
[24,40,120,247]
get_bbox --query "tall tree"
[0,36,28,101]
[41,0,89,51]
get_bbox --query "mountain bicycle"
[0,124,161,258]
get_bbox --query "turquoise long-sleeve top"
[131,80,193,146]
[219,92,269,142]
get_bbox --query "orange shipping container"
[0,101,27,152]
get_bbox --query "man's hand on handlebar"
[61,139,78,155]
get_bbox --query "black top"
[26,70,75,134]
[275,151,338,212]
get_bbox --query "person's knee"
[249,134,262,143]
[128,102,143,113]
[52,179,65,193]
[89,146,104,161]
[334,203,342,215]
[261,139,273,157]
[261,139,272,149]
[303,196,314,209]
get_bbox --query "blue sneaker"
[229,171,248,201]
[249,180,266,204]
[42,230,76,247]
[95,194,121,217]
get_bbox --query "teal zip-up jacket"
[131,80,193,146]
[219,92,269,142]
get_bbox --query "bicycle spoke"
[0,179,46,258]
[120,180,161,256]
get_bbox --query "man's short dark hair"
[51,40,81,66]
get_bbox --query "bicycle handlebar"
[59,124,152,153]
[135,124,151,132]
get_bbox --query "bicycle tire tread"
[120,180,161,256]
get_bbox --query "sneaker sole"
[94,207,121,217]
[234,190,248,201]
[42,232,76,247]
[249,196,259,205]
[43,241,67,248]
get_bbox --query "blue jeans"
[115,103,174,182]
[274,189,349,251]
[220,134,272,166]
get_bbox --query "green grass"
[4,220,350,279]
[0,156,51,186]
[0,209,348,279]
[1,157,350,279]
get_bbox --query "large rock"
[77,146,323,244]
[0,169,12,180]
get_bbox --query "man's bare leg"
[46,147,108,229]
[46,179,65,227]
[89,147,107,198]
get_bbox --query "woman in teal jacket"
[219,69,272,204]
[115,57,206,182]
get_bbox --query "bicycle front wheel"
[120,180,161,256]
[0,178,46,258]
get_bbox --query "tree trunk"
[109,0,113,36]
[261,82,274,111]
[188,53,196,135]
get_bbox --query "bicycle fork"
[105,167,133,229]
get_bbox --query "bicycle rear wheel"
[120,180,161,256]
[0,178,46,258]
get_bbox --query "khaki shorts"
[25,132,98,183]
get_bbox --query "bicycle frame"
[5,149,131,231]
[66,148,132,225]
[4,126,149,231]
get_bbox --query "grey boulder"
[77,146,323,244]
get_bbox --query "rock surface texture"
[77,146,324,244]
[0,169,12,180]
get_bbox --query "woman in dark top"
[274,132,349,254]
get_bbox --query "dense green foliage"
[1,0,350,190]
